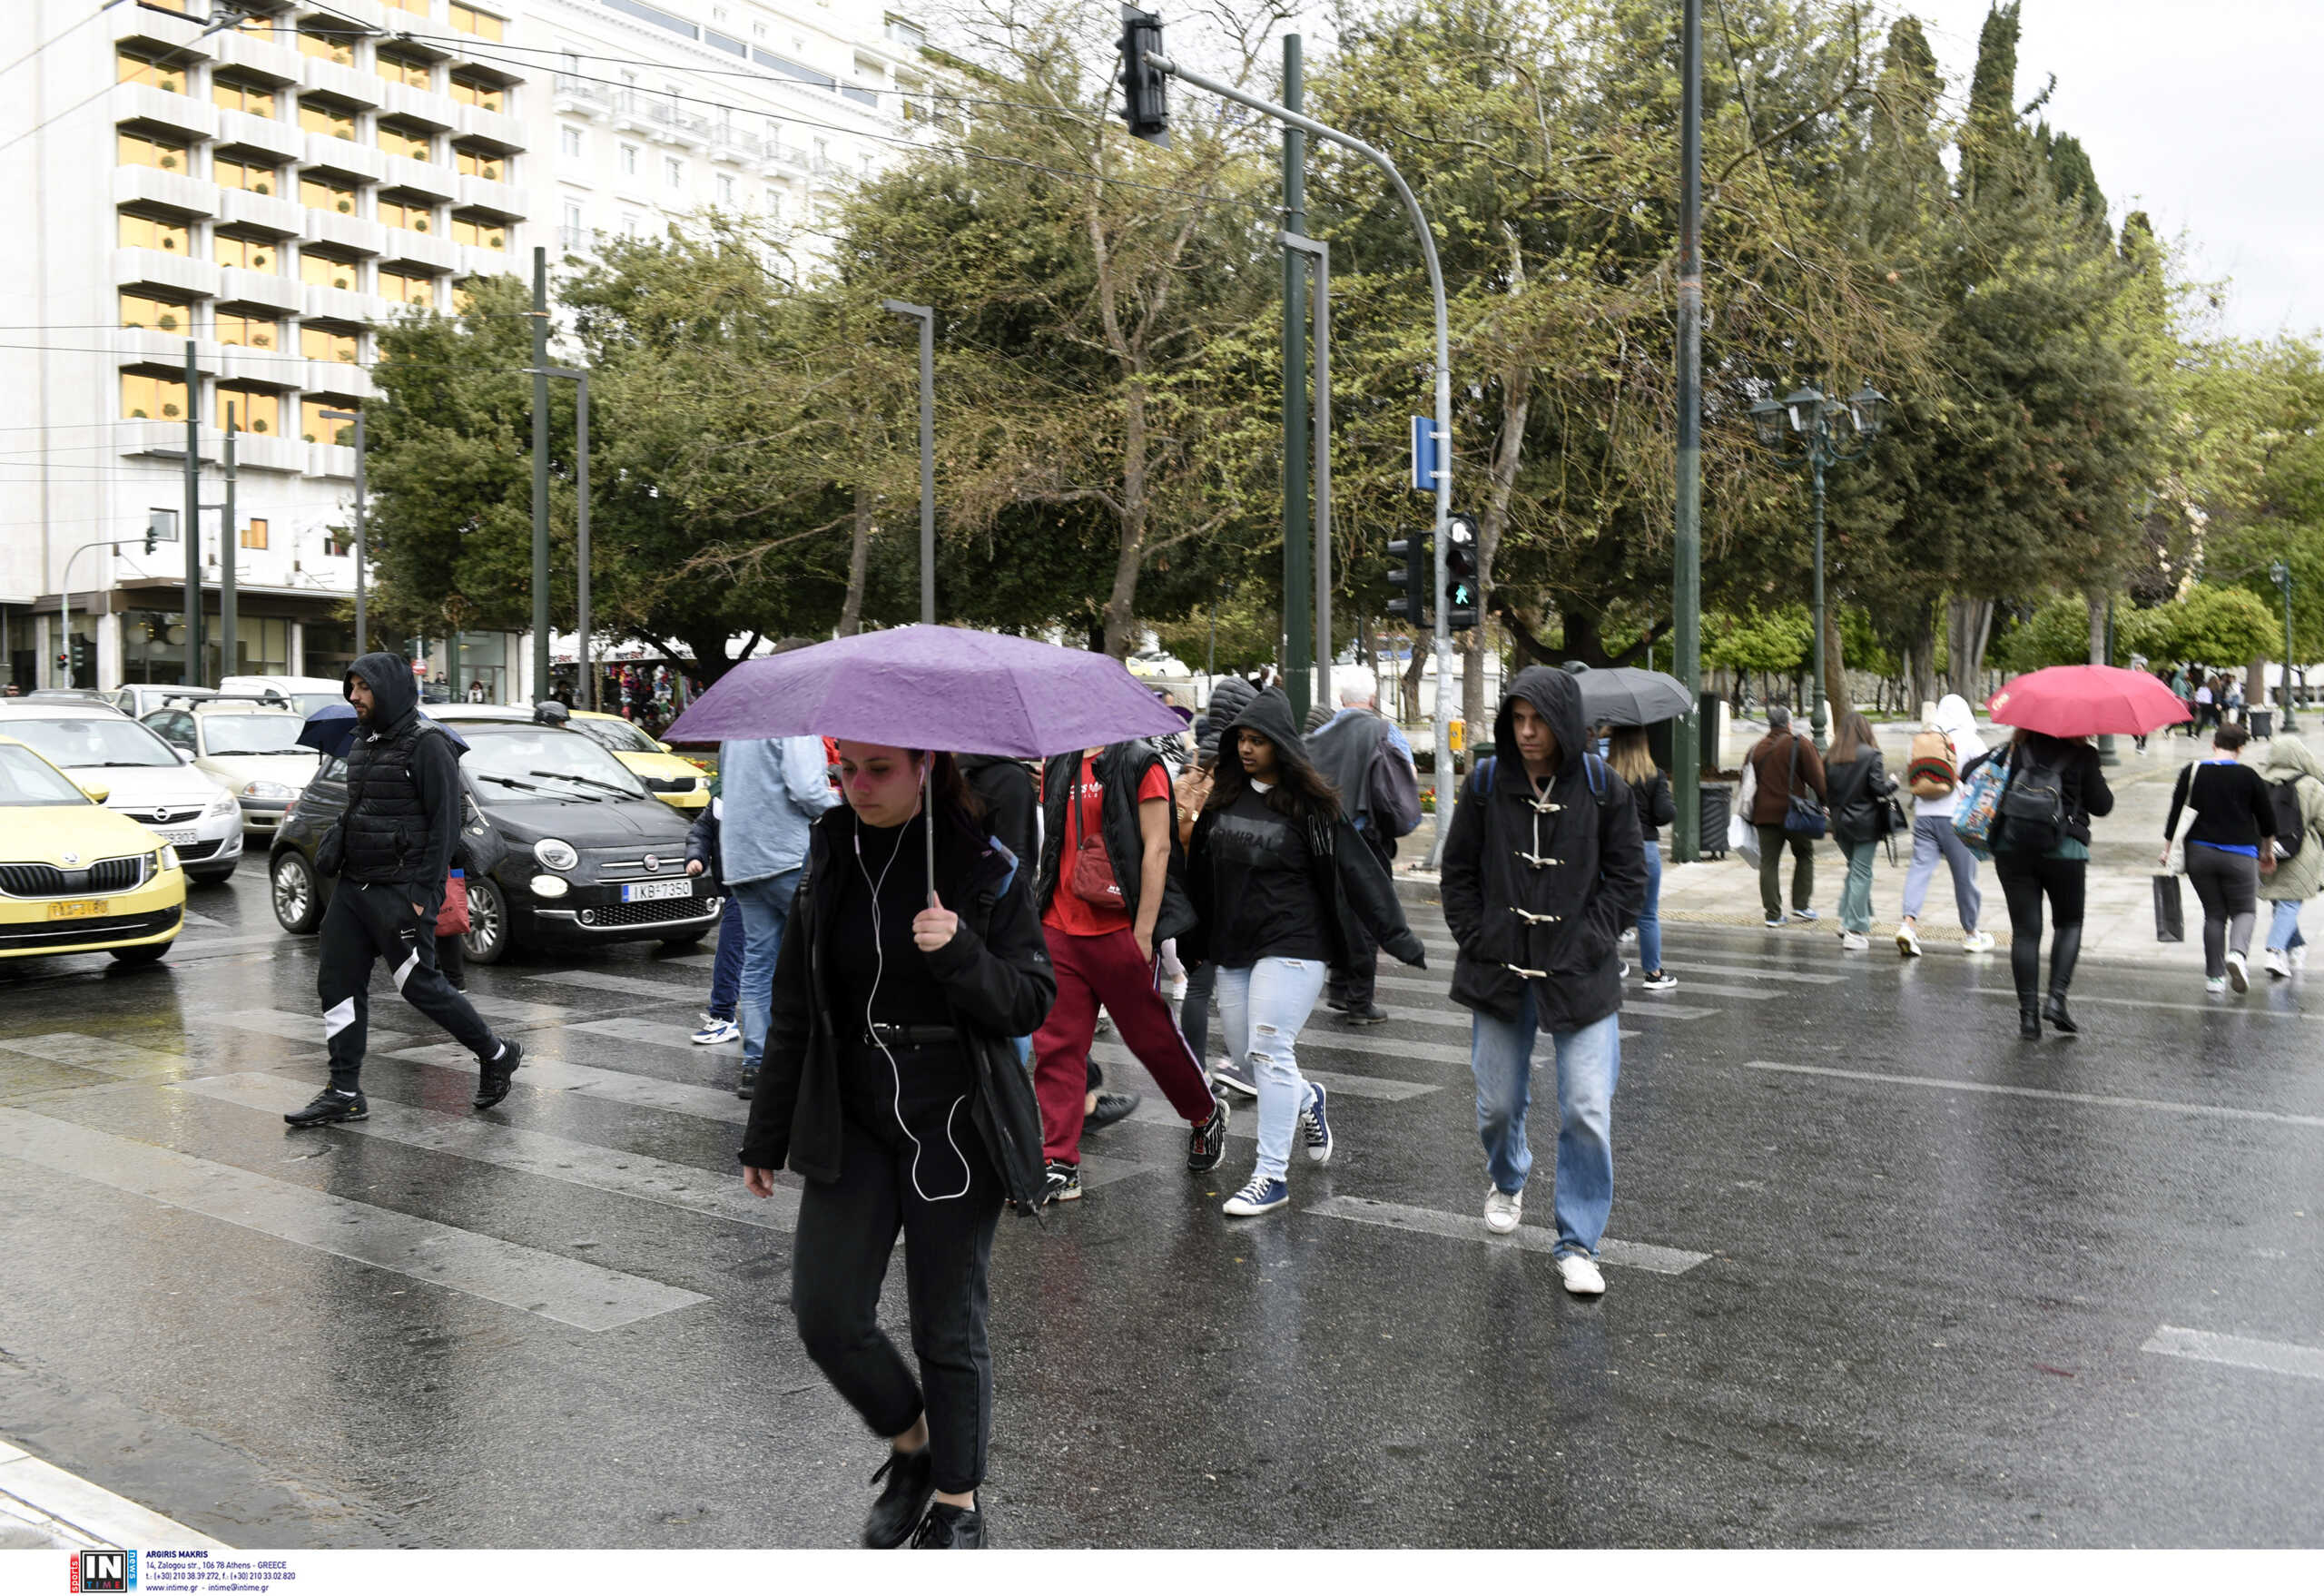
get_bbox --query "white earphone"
[857,812,970,1204]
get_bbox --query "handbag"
[1951,752,2009,858]
[2152,873,2186,942]
[1782,738,1827,839]
[1728,812,1760,868]
[1068,763,1121,907]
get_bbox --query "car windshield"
[0,745,91,806]
[201,714,309,756]
[285,693,340,716]
[1,714,177,768]
[460,724,648,799]
[574,717,662,755]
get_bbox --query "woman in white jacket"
[1896,694,1996,957]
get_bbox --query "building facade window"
[115,47,187,94]
[299,175,357,212]
[375,50,431,90]
[116,131,188,172]
[299,100,358,141]
[449,74,506,112]
[301,399,359,444]
[379,123,432,162]
[665,156,683,189]
[299,250,360,290]
[561,125,583,157]
[217,387,281,435]
[454,146,506,180]
[296,26,357,68]
[241,518,270,550]
[119,291,191,333]
[121,372,188,421]
[300,325,360,363]
[118,211,190,253]
[717,173,734,205]
[449,214,507,250]
[215,311,281,350]
[379,196,434,232]
[212,75,277,118]
[212,157,279,195]
[448,5,505,43]
[377,269,433,305]
[619,143,638,175]
[763,187,782,219]
[212,232,279,272]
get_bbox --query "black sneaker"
[1187,1095,1230,1173]
[1041,1159,1082,1205]
[284,1087,366,1128]
[1084,1090,1141,1131]
[911,1501,989,1549]
[472,1039,523,1109]
[1210,1058,1257,1099]
[863,1447,935,1549]
[1343,1003,1390,1025]
[734,1066,757,1101]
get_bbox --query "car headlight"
[533,838,579,872]
[529,873,569,899]
[203,793,239,818]
[157,844,180,871]
[241,780,294,799]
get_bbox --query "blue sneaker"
[1210,1057,1257,1099]
[1297,1080,1334,1164]
[1222,1174,1289,1217]
[1790,908,1820,923]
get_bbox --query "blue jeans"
[1837,839,1876,934]
[1469,997,1620,1256]
[734,868,802,1073]
[2266,900,2308,953]
[1901,812,1982,931]
[1638,840,1664,973]
[1216,956,1327,1183]
[706,892,744,1020]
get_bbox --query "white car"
[218,675,348,718]
[143,701,320,838]
[0,705,242,884]
[111,684,218,720]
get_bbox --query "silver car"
[0,705,243,884]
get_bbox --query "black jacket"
[1183,687,1424,972]
[958,754,1038,871]
[684,800,724,892]
[737,804,1056,1213]
[1442,666,1646,1030]
[1994,734,2115,849]
[1035,741,1195,945]
[1826,749,1896,847]
[1630,769,1677,842]
[340,651,460,897]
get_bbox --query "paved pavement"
[0,849,2319,1549]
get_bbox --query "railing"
[559,224,589,252]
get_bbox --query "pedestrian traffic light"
[1386,530,1431,627]
[1443,512,1480,630]
[1116,6,1169,147]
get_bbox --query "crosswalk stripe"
[1254,1026,1472,1067]
[1126,1095,1254,1139]
[2142,1325,2324,1383]
[0,1032,191,1079]
[1628,980,1776,1001]
[528,969,704,1000]
[1350,1001,1721,1029]
[1745,1060,2324,1128]
[1306,1194,1711,1274]
[1660,961,1844,985]
[569,1016,740,1055]
[389,1043,751,1125]
[172,1071,794,1229]
[457,993,574,1027]
[1964,984,2324,1020]
[0,1107,709,1332]
[167,933,305,959]
[213,1009,413,1051]
[1088,1042,1439,1102]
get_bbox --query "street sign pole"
[222,405,237,678]
[1671,0,1704,859]
[1283,231,1331,712]
[182,339,201,686]
[1280,34,1311,723]
[530,247,552,703]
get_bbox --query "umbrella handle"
[923,755,938,907]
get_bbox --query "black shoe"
[735,1066,757,1101]
[1209,1058,1257,1099]
[863,1447,935,1549]
[911,1501,988,1549]
[1343,1003,1390,1026]
[2043,992,2078,1036]
[1323,991,1353,1013]
[1041,1159,1082,1205]
[1187,1094,1230,1173]
[1084,1090,1141,1131]
[284,1087,366,1128]
[2018,1003,2042,1040]
[472,1039,523,1109]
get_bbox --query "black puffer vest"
[341,714,442,884]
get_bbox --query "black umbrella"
[1576,667,1692,727]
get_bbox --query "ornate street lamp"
[1748,383,1887,748]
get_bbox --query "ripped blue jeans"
[1215,956,1328,1184]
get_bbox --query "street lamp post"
[2272,560,2298,733]
[527,367,592,708]
[318,408,366,654]
[1749,384,1889,750]
[880,299,936,626]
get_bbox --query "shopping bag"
[2152,873,2185,943]
[1730,813,1761,870]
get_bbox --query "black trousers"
[1993,852,2087,1003]
[1327,826,1398,1008]
[1178,957,1218,1061]
[792,1049,1004,1495]
[319,881,497,1088]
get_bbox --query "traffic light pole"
[221,405,237,681]
[1282,230,1331,713]
[1280,36,1311,724]
[1143,48,1453,862]
[1671,0,1704,860]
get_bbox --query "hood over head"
[1221,686,1319,783]
[1933,693,1986,761]
[1492,665,1588,786]
[2263,733,2324,783]
[346,652,419,733]
[1196,675,1260,762]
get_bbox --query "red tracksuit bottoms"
[1032,923,1214,1163]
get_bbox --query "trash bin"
[1699,782,1733,859]
[2251,707,2275,739]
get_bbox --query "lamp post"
[880,299,936,626]
[1748,383,1889,750]
[526,367,592,708]
[2271,560,2298,733]
[318,408,366,654]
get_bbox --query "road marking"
[1966,984,2323,1020]
[528,969,702,1000]
[1090,1042,1439,1102]
[1268,1026,1477,1067]
[0,1032,191,1079]
[1078,1151,1157,1189]
[1126,1095,1254,1139]
[0,1442,228,1551]
[2142,1325,2324,1382]
[569,1015,740,1055]
[173,1071,793,1229]
[0,1107,707,1331]
[212,1009,412,1051]
[1660,961,1846,986]
[1306,1195,1711,1275]
[1351,1000,1721,1029]
[456,992,572,1027]
[389,1044,751,1126]
[1745,1061,2324,1129]
[168,933,303,958]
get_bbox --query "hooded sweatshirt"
[1913,695,1986,820]
[2260,735,2324,903]
[718,736,838,885]
[340,651,461,893]
[1195,676,1259,765]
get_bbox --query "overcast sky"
[1895,1,2320,342]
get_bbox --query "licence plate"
[620,878,693,903]
[157,829,197,845]
[47,900,107,920]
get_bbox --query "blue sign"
[1410,416,1438,493]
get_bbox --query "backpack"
[2269,778,2307,861]
[1472,752,1610,806]
[1906,729,1957,800]
[1997,749,2066,852]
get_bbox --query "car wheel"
[110,941,170,965]
[270,851,322,934]
[463,873,513,965]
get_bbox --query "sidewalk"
[0,1441,225,1552]
[1394,722,2299,976]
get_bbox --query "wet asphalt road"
[1,863,2319,1549]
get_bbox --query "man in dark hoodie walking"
[1442,667,1645,1296]
[285,654,521,1128]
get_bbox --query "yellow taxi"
[566,709,711,811]
[0,733,185,963]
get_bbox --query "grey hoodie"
[2260,734,2324,902]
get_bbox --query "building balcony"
[300,132,386,182]
[708,127,763,166]
[218,348,299,388]
[380,83,458,132]
[217,188,304,236]
[643,102,711,150]
[304,361,377,400]
[768,143,811,172]
[300,283,371,323]
[110,2,208,55]
[306,441,359,478]
[380,153,457,202]
[380,226,462,272]
[459,242,518,280]
[210,30,301,85]
[456,103,526,152]
[112,329,216,370]
[306,211,387,256]
[554,76,609,119]
[214,108,303,163]
[111,82,217,143]
[113,247,219,300]
[112,165,216,218]
[119,420,223,464]
[217,267,303,315]
[300,59,381,111]
[235,434,309,474]
[611,96,653,136]
[840,85,882,110]
[456,172,525,218]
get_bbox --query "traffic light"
[1116,6,1169,146]
[1443,512,1480,630]
[1385,530,1431,627]
[144,508,176,556]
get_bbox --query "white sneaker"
[1483,1187,1523,1235]
[2206,976,2228,995]
[1896,924,1922,958]
[1556,1253,1606,1297]
[1962,931,1996,954]
[1840,931,1869,951]
[2227,950,2250,992]
[2294,945,2309,970]
[2265,948,2290,979]
[691,1014,740,1046]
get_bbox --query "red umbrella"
[1986,665,2193,737]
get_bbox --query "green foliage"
[1994,596,2096,674]
[2119,584,2279,667]
[1705,606,1812,675]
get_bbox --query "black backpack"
[1997,749,2066,852]
[2270,778,2307,861]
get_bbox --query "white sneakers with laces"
[1839,931,1869,951]
[1483,1187,1523,1235]
[1896,923,1922,958]
[1556,1254,1606,1297]
[2227,950,2250,992]
[2265,947,2291,979]
[1961,931,1996,954]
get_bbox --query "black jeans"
[319,881,497,1088]
[792,1045,1004,1495]
[1993,851,2086,1003]
[1177,957,1218,1061]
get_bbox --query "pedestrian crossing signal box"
[1443,513,1480,631]
[1386,531,1431,628]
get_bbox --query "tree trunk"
[1822,606,1849,729]
[1905,606,1937,713]
[1100,377,1147,658]
[1945,597,1995,699]
[1354,609,1378,714]
[837,480,872,637]
[2087,589,2107,666]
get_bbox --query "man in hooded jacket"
[1441,666,1646,1296]
[286,653,521,1128]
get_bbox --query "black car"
[268,708,722,962]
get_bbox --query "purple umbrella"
[665,626,1187,888]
